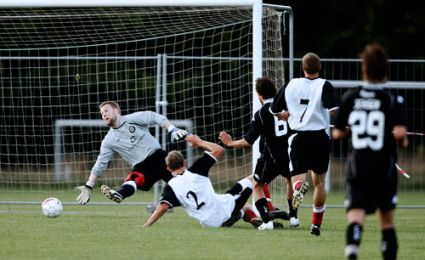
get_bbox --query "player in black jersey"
[333,43,407,260]
[220,77,298,230]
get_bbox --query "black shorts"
[132,149,171,191]
[253,152,290,184]
[288,130,330,175]
[345,156,398,214]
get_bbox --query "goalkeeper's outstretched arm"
[75,173,98,205]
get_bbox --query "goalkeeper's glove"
[169,127,188,143]
[75,182,93,205]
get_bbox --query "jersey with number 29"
[335,84,404,161]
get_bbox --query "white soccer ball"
[41,197,63,218]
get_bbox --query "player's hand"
[170,127,188,143]
[75,185,92,204]
[185,134,201,147]
[218,131,232,146]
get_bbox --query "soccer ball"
[41,197,63,218]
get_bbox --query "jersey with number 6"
[160,153,235,227]
[245,100,289,167]
[335,84,405,177]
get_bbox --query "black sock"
[255,198,271,223]
[382,228,397,260]
[345,223,362,259]
[288,199,297,218]
[118,184,135,199]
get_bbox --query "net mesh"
[0,6,287,203]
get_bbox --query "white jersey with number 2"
[168,154,235,227]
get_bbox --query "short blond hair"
[166,150,185,171]
[99,101,121,114]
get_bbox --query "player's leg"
[101,171,143,203]
[288,133,309,208]
[262,184,276,211]
[241,203,263,228]
[379,209,397,260]
[309,131,331,236]
[285,177,299,227]
[345,209,366,260]
[310,171,326,236]
[222,177,253,227]
[378,167,398,260]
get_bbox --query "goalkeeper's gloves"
[75,181,94,205]
[169,127,188,143]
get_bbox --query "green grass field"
[1,191,425,260]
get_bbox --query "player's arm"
[185,134,224,159]
[332,88,352,140]
[130,111,188,143]
[219,131,252,148]
[75,142,114,205]
[321,81,340,122]
[269,82,290,121]
[143,202,170,227]
[392,95,408,147]
[332,128,349,140]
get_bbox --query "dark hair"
[99,101,121,114]
[255,76,277,99]
[302,52,321,74]
[166,150,185,171]
[361,43,388,82]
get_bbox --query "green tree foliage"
[269,0,425,58]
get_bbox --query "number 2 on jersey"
[348,110,384,151]
[186,191,205,210]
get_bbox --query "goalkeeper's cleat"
[269,209,290,220]
[292,181,309,208]
[101,185,123,203]
[310,224,321,236]
[258,221,284,230]
[289,217,300,228]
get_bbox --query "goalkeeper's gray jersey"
[91,111,168,176]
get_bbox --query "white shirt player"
[91,111,168,177]
[162,153,235,227]
[271,77,337,132]
[285,78,330,131]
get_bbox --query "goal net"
[0,2,291,205]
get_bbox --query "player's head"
[166,150,185,173]
[99,101,121,127]
[302,52,321,75]
[361,43,388,83]
[255,77,277,100]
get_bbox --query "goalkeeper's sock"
[118,181,136,199]
[345,222,362,259]
[262,184,275,211]
[312,204,326,226]
[255,198,271,223]
[381,228,397,260]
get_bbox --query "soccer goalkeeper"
[75,101,187,204]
